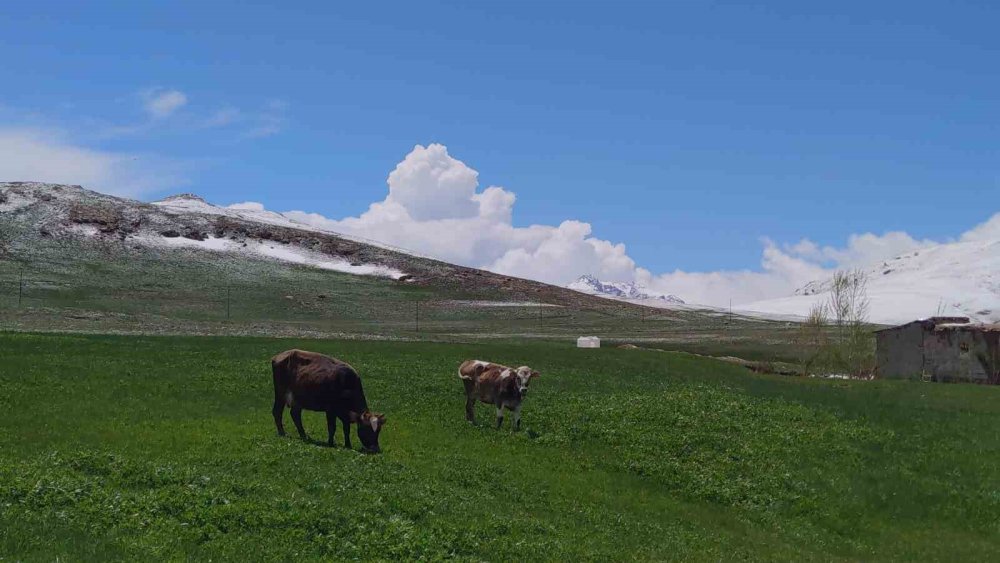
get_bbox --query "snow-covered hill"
[568,275,685,304]
[741,238,1000,325]
[1,182,680,312]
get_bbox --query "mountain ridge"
[567,274,686,304]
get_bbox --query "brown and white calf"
[271,349,386,452]
[458,360,540,430]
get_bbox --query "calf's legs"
[465,396,476,423]
[340,414,352,449]
[290,407,307,440]
[463,380,476,423]
[496,405,504,429]
[272,397,286,436]
[326,411,337,447]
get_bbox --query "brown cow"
[458,360,540,430]
[271,349,386,452]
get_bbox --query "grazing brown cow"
[458,360,540,430]
[271,349,386,452]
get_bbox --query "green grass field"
[0,237,809,365]
[1,332,997,561]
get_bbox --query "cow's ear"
[530,370,540,378]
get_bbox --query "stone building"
[875,317,1000,383]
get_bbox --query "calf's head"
[514,366,540,397]
[354,410,387,453]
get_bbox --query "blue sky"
[1,1,998,302]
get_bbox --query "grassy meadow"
[1,332,998,561]
[0,239,804,364]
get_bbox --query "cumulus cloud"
[0,127,186,197]
[961,212,1000,242]
[275,144,639,286]
[141,88,188,119]
[235,143,999,307]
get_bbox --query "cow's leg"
[340,415,352,449]
[465,396,476,423]
[290,407,307,440]
[495,404,504,429]
[325,410,337,447]
[272,394,286,437]
[513,404,522,431]
[463,380,476,423]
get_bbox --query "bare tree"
[827,269,874,377]
[829,269,870,327]
[797,301,830,375]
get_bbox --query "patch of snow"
[444,300,562,308]
[132,232,407,279]
[155,234,234,251]
[151,194,432,258]
[0,191,35,212]
[66,224,103,238]
[808,373,874,381]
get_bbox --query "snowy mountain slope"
[741,238,1000,325]
[568,275,685,304]
[152,194,432,258]
[0,182,680,312]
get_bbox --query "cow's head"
[353,410,386,453]
[514,366,540,397]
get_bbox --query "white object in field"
[577,336,601,348]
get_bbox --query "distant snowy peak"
[155,193,207,204]
[568,275,685,303]
[745,237,1000,325]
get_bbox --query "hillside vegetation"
[1,333,997,560]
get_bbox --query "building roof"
[934,323,1000,333]
[923,316,971,324]
[874,316,972,333]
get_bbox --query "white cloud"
[961,212,1000,242]
[203,107,242,128]
[141,88,188,119]
[384,144,481,221]
[279,143,635,286]
[243,99,287,138]
[0,127,186,197]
